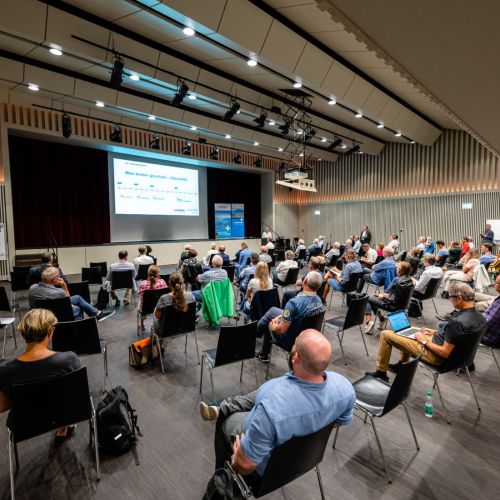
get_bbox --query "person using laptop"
[366,282,486,382]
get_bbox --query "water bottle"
[424,391,433,418]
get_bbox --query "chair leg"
[8,431,15,500]
[369,415,391,484]
[240,360,244,382]
[328,290,333,309]
[184,331,188,353]
[193,331,200,364]
[465,366,481,412]
[2,328,6,361]
[433,374,450,424]
[265,347,273,380]
[358,325,369,356]
[199,356,204,393]
[254,357,258,387]
[153,335,165,375]
[315,466,326,500]
[432,298,438,315]
[11,322,17,349]
[336,329,347,365]
[332,427,339,449]
[209,367,215,404]
[403,402,420,450]
[92,413,101,480]
[491,348,500,372]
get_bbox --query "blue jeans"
[257,307,297,356]
[70,295,97,319]
[327,279,344,292]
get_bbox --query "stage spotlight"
[253,110,267,128]
[223,100,240,121]
[279,117,292,135]
[182,142,192,155]
[345,145,360,156]
[150,132,160,150]
[209,147,219,160]
[328,138,343,151]
[110,124,122,143]
[304,128,316,142]
[233,153,242,164]
[171,82,189,107]
[110,54,124,89]
[254,158,262,168]
[62,112,72,139]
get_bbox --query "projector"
[284,169,308,180]
[276,178,317,192]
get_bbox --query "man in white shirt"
[259,246,272,263]
[106,250,137,306]
[416,237,426,252]
[359,243,377,268]
[318,235,325,249]
[265,237,275,251]
[262,226,273,239]
[134,246,154,272]
[203,243,218,267]
[412,253,443,300]
[273,250,298,284]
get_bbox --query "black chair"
[229,422,335,499]
[154,302,199,374]
[67,281,91,304]
[10,271,30,313]
[276,250,285,263]
[326,254,339,268]
[90,261,107,279]
[410,277,441,322]
[222,265,236,282]
[7,367,100,498]
[376,284,415,322]
[183,263,202,291]
[160,273,171,284]
[248,288,281,322]
[479,343,500,373]
[111,270,136,304]
[266,261,272,274]
[322,295,369,365]
[333,357,420,483]
[419,333,483,424]
[35,297,74,322]
[52,317,108,389]
[0,286,16,360]
[137,288,167,336]
[328,272,363,309]
[199,321,258,403]
[436,255,448,268]
[82,266,102,285]
[266,312,325,379]
[295,248,307,267]
[276,266,300,293]
[136,263,151,281]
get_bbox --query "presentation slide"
[231,204,245,238]
[113,158,199,216]
[214,203,245,239]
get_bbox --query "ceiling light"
[129,73,140,81]
[293,82,302,89]
[345,145,360,156]
[328,138,343,150]
[28,83,39,91]
[318,158,322,162]
[182,142,192,155]
[355,112,363,118]
[328,99,336,105]
[223,100,240,121]
[377,123,384,128]
[96,101,105,107]
[297,130,303,135]
[233,154,242,164]
[110,54,124,89]
[321,137,327,143]
[268,120,275,126]
[278,147,284,152]
[410,140,416,144]
[253,141,259,146]
[190,125,197,131]
[148,115,156,120]
[150,132,160,150]
[395,132,402,137]
[253,110,267,128]
[299,152,304,157]
[188,94,197,100]
[247,59,257,67]
[172,81,189,106]
[225,134,231,139]
[183,26,195,36]
[358,151,364,154]
[62,113,71,139]
[341,144,347,149]
[49,47,63,56]
[110,124,122,143]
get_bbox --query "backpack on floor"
[96,287,110,310]
[128,336,159,368]
[95,386,141,465]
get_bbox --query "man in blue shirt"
[322,248,362,301]
[238,253,259,291]
[358,246,397,292]
[216,245,230,264]
[233,242,252,277]
[480,224,495,244]
[479,243,495,267]
[199,329,356,475]
[435,240,449,266]
[256,271,325,361]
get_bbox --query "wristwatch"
[421,339,428,347]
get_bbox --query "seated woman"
[241,261,273,314]
[364,261,413,334]
[0,309,80,439]
[442,249,480,296]
[405,247,420,275]
[137,265,167,331]
[153,272,195,337]
[376,242,385,257]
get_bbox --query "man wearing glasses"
[367,282,486,382]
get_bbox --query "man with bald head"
[199,329,355,477]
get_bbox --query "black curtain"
[206,168,261,239]
[9,136,110,247]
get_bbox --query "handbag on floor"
[202,465,245,500]
[129,336,159,368]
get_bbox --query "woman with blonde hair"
[137,265,167,330]
[242,261,273,314]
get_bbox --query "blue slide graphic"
[231,204,245,238]
[215,203,244,238]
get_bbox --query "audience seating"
[247,288,281,322]
[222,265,235,282]
[6,367,100,499]
[199,321,257,403]
[322,295,369,365]
[10,271,30,314]
[376,283,415,319]
[0,286,16,360]
[90,261,107,279]
[276,267,300,293]
[333,357,420,483]
[35,296,74,322]
[81,266,103,285]
[67,280,91,304]
[479,343,500,373]
[111,270,136,305]
[136,264,151,281]
[409,277,441,322]
[137,288,167,336]
[328,272,363,309]
[228,421,335,499]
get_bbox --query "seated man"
[192,255,228,305]
[479,243,495,267]
[217,245,230,264]
[258,246,272,263]
[133,245,154,272]
[27,252,67,287]
[265,237,275,251]
[435,240,449,266]
[478,275,500,347]
[282,256,322,308]
[412,253,443,300]
[200,329,355,475]
[294,239,306,257]
[367,282,486,382]
[322,249,362,301]
[238,253,259,292]
[178,244,192,268]
[358,246,397,292]
[203,243,218,267]
[106,250,137,306]
[325,241,341,262]
[359,242,378,268]
[256,271,324,362]
[273,250,298,285]
[306,238,320,258]
[29,267,110,320]
[234,242,252,275]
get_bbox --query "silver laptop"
[387,310,420,338]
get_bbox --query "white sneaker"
[364,320,375,334]
[199,402,219,421]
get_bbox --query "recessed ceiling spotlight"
[129,73,140,81]
[359,151,364,154]
[395,132,402,137]
[341,144,347,149]
[318,158,322,161]
[299,152,304,157]
[293,82,302,89]
[297,130,303,135]
[321,137,327,142]
[377,123,384,128]
[183,26,195,36]
[278,147,284,152]
[49,47,63,56]
[148,115,156,120]
[268,120,275,126]
[95,101,105,107]
[355,112,363,118]
[225,134,231,139]
[253,141,259,146]
[188,94,197,100]
[247,59,257,67]
[410,140,416,144]
[328,99,336,105]
[28,83,39,91]
[190,125,197,131]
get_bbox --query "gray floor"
[0,273,498,500]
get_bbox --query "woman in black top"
[0,308,80,438]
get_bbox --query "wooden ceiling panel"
[74,80,118,106]
[25,65,75,96]
[343,76,374,110]
[0,0,46,42]
[0,57,24,83]
[321,61,356,100]
[293,43,333,87]
[362,88,389,118]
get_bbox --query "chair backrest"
[8,367,92,443]
[136,264,151,281]
[208,253,216,267]
[90,261,107,278]
[249,288,281,321]
[343,272,363,293]
[439,333,484,373]
[158,302,197,338]
[81,266,102,285]
[11,271,30,292]
[297,311,325,333]
[276,250,285,262]
[0,285,12,312]
[343,295,369,330]
[316,281,326,299]
[383,357,419,415]
[214,321,257,367]
[436,255,448,268]
[35,297,74,322]
[421,277,442,300]
[400,251,408,262]
[327,254,339,267]
[222,265,235,281]
[392,283,415,311]
[141,288,167,316]
[254,422,335,497]
[111,270,135,290]
[297,249,306,260]
[52,317,101,355]
[283,266,300,286]
[267,262,272,274]
[160,273,171,285]
[67,281,91,304]
[374,255,384,265]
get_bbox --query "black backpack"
[96,287,110,310]
[95,386,141,465]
